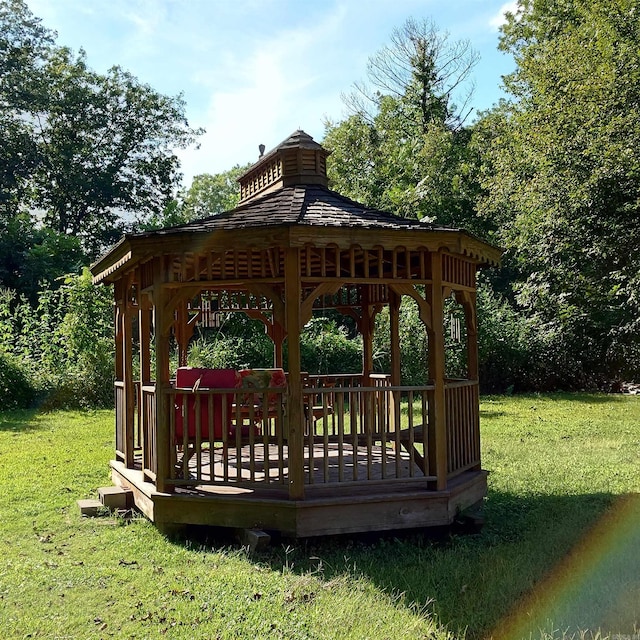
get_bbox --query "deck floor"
[173,441,430,486]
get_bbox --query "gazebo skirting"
[111,375,486,537]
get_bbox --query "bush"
[0,270,115,409]
[300,317,362,374]
[187,333,273,370]
[0,351,36,409]
[476,283,594,393]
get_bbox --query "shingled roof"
[91,130,501,283]
[135,183,447,238]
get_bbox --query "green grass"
[0,394,638,639]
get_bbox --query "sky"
[26,0,517,186]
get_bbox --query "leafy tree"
[324,18,488,235]
[477,0,640,382]
[182,164,250,220]
[0,214,84,302]
[0,0,203,255]
[0,0,52,219]
[144,164,250,230]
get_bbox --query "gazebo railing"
[302,383,437,486]
[121,376,480,492]
[445,379,480,477]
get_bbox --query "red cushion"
[174,368,237,441]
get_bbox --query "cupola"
[238,130,330,204]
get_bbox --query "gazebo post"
[114,278,135,468]
[389,290,402,386]
[284,248,305,500]
[153,264,172,493]
[139,292,152,475]
[462,289,482,472]
[360,288,375,382]
[429,252,448,491]
[464,290,479,381]
[272,322,285,368]
[139,293,152,387]
[388,288,402,435]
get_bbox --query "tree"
[181,164,250,220]
[0,0,203,255]
[477,0,640,382]
[323,18,487,235]
[144,164,250,230]
[343,17,478,132]
[0,214,84,303]
[0,0,52,219]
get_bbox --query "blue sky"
[26,0,517,185]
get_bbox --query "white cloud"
[177,5,349,181]
[489,1,519,31]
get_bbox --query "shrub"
[0,351,36,409]
[300,317,362,374]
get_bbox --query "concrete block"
[237,528,271,552]
[98,486,132,510]
[77,498,104,517]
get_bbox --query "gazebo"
[91,130,501,537]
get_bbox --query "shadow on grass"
[172,489,636,639]
[0,409,41,432]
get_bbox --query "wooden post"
[389,290,401,387]
[461,287,481,471]
[139,294,152,385]
[114,279,135,468]
[464,289,479,381]
[122,279,135,468]
[429,252,447,490]
[272,321,285,369]
[284,247,304,500]
[388,289,401,436]
[153,261,173,493]
[360,287,375,382]
[139,293,152,474]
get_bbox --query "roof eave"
[90,236,135,284]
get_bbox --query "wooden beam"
[428,253,447,491]
[284,248,305,500]
[389,283,432,330]
[153,262,173,493]
[299,281,343,327]
[457,289,479,381]
[122,277,135,468]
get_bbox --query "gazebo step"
[77,498,103,517]
[98,486,133,510]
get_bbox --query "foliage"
[300,317,362,374]
[145,164,250,230]
[475,0,640,384]
[324,18,490,237]
[181,164,250,220]
[1,396,639,638]
[373,302,429,385]
[0,214,84,302]
[0,269,114,408]
[0,350,34,409]
[0,0,203,255]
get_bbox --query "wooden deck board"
[176,441,432,485]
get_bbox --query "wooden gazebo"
[91,130,501,537]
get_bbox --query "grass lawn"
[0,394,638,639]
